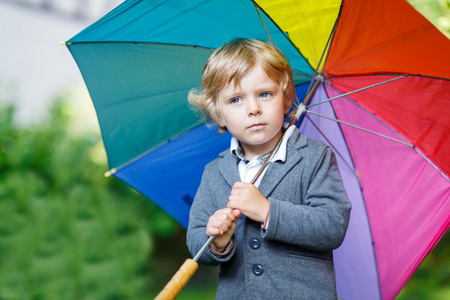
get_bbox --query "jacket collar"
[218,128,308,197]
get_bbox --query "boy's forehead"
[226,77,243,89]
[219,79,241,97]
[223,64,278,88]
[219,65,280,97]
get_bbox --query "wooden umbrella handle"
[154,258,199,300]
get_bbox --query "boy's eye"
[260,92,271,98]
[230,97,242,104]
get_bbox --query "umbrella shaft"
[192,116,297,263]
[193,235,216,262]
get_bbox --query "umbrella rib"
[104,122,206,177]
[311,81,450,182]
[252,1,315,73]
[306,75,408,108]
[292,69,315,78]
[303,10,340,101]
[65,40,217,52]
[414,148,450,182]
[254,3,274,45]
[324,81,412,144]
[305,110,413,147]
[303,113,357,175]
[327,73,450,83]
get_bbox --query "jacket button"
[252,264,264,276]
[249,238,261,250]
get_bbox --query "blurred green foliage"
[0,97,209,300]
[408,0,450,38]
[397,232,450,300]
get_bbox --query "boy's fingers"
[213,217,231,230]
[222,207,237,220]
[206,228,223,237]
[232,181,253,190]
[233,181,248,187]
[206,207,240,238]
[208,218,228,232]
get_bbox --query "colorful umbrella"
[64,0,450,299]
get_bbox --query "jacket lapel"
[218,150,240,188]
[258,130,307,198]
[216,129,308,198]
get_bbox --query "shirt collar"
[230,122,296,163]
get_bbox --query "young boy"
[186,38,351,299]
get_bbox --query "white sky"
[0,1,121,124]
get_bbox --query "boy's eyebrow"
[220,84,243,97]
[255,83,280,93]
[220,91,242,101]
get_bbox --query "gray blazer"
[187,129,351,299]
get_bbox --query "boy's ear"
[214,117,228,134]
[215,114,225,128]
[284,104,291,113]
[284,99,294,113]
[218,121,225,128]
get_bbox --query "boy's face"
[217,62,290,159]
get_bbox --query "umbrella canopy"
[65,0,450,299]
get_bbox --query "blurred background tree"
[0,91,216,299]
[408,0,450,38]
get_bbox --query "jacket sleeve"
[262,146,351,251]
[186,166,236,265]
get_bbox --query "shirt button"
[253,264,264,276]
[249,238,261,250]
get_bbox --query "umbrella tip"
[315,74,325,82]
[104,168,117,177]
[59,41,71,46]
[295,104,306,120]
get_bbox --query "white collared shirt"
[230,123,296,186]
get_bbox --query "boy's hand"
[227,182,269,224]
[206,207,240,252]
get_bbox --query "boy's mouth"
[247,123,266,130]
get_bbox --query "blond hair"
[188,38,296,131]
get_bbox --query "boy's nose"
[248,99,261,116]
